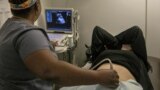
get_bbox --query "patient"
[60,26,153,90]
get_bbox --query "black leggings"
[91,26,151,71]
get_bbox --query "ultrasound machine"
[44,8,79,53]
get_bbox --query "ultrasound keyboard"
[47,33,68,47]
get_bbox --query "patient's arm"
[97,63,135,81]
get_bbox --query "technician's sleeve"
[16,30,57,61]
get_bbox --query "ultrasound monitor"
[45,8,74,33]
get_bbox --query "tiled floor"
[148,56,160,90]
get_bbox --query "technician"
[0,0,119,90]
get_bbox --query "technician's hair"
[8,0,38,17]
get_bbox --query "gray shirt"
[0,18,56,90]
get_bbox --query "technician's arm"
[24,49,119,87]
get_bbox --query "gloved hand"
[97,69,119,89]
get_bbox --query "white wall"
[147,0,160,58]
[0,0,11,27]
[0,0,10,10]
[66,0,146,66]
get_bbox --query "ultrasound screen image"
[45,9,72,32]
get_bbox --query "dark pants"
[91,26,151,71]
